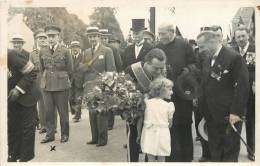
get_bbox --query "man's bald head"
[158,23,176,45]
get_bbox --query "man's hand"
[229,113,242,125]
[8,88,21,102]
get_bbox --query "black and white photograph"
[0,0,259,164]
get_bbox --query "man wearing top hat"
[81,26,116,147]
[156,23,197,162]
[69,41,85,123]
[30,29,49,134]
[8,49,41,162]
[39,25,73,143]
[10,35,30,60]
[121,19,153,70]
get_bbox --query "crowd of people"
[7,18,255,162]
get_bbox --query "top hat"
[99,29,112,36]
[44,24,61,34]
[34,29,48,39]
[130,19,147,32]
[175,69,202,100]
[10,35,26,43]
[70,41,81,48]
[85,26,101,35]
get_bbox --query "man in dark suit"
[82,26,116,147]
[8,49,41,162]
[69,41,85,123]
[122,19,153,70]
[40,25,73,143]
[156,23,197,162]
[197,31,249,162]
[233,26,255,161]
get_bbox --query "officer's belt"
[131,62,151,92]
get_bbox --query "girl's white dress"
[141,98,175,156]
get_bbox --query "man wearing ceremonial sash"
[124,48,167,162]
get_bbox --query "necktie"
[51,46,55,55]
[91,45,95,57]
[240,47,245,56]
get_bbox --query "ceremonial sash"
[131,62,151,91]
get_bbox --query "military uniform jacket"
[203,46,249,123]
[39,44,73,91]
[30,48,43,86]
[122,42,153,70]
[8,49,41,107]
[71,52,85,88]
[82,43,116,83]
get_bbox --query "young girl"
[140,77,175,162]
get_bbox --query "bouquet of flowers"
[83,72,144,124]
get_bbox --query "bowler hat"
[99,29,112,36]
[70,41,81,48]
[130,19,147,32]
[175,69,202,100]
[10,35,26,43]
[34,29,47,39]
[44,24,61,34]
[85,26,101,35]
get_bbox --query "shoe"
[40,137,54,143]
[198,157,209,162]
[86,141,97,144]
[74,119,80,123]
[96,143,106,147]
[39,128,47,134]
[247,153,255,161]
[60,135,69,143]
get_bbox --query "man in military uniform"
[40,25,73,143]
[99,28,123,130]
[121,19,154,70]
[30,29,49,134]
[233,26,255,161]
[81,26,116,147]
[69,41,85,123]
[8,49,41,162]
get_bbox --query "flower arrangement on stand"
[82,72,145,124]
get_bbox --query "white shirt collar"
[239,42,249,54]
[213,44,223,58]
[92,42,100,52]
[135,40,144,58]
[50,43,59,51]
[135,39,144,47]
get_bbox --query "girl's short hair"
[148,77,173,98]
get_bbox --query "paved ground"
[32,108,251,162]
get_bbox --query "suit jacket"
[71,52,85,88]
[8,49,41,107]
[122,42,153,70]
[204,46,249,123]
[39,44,73,91]
[104,44,123,72]
[82,43,116,84]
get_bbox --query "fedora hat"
[85,26,101,35]
[44,24,61,35]
[10,35,26,43]
[198,118,208,141]
[175,68,202,100]
[130,19,147,32]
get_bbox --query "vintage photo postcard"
[0,0,259,165]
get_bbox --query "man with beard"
[156,23,197,162]
[197,30,249,162]
[122,19,153,70]
[69,41,85,123]
[125,48,167,162]
[233,26,255,161]
[82,26,116,147]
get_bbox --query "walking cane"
[230,123,255,160]
[126,122,131,162]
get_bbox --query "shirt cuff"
[15,85,25,94]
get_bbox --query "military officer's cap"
[10,35,26,43]
[44,24,61,35]
[85,26,101,35]
[99,29,112,36]
[34,29,48,39]
[70,41,81,48]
